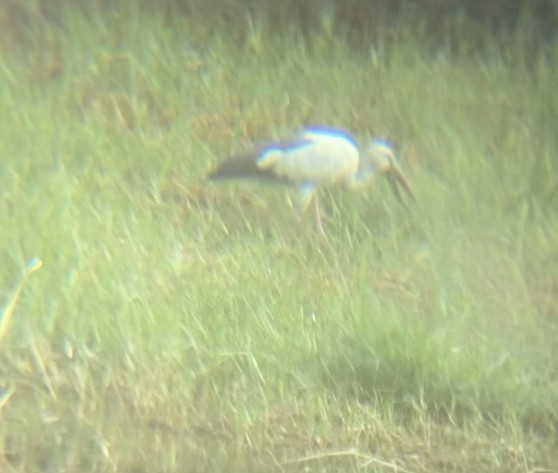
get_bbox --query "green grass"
[1,2,557,472]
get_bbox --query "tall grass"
[0,2,557,472]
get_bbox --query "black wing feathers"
[207,137,312,184]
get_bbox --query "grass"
[1,2,557,472]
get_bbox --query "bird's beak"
[387,162,415,203]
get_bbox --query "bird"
[207,125,415,237]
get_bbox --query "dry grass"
[0,2,557,472]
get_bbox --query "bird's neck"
[344,167,376,191]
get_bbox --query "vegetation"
[1,1,557,471]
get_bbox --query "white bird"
[208,125,415,237]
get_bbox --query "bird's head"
[363,138,415,203]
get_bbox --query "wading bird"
[208,126,415,237]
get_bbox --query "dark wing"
[207,137,312,184]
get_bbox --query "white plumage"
[208,126,414,236]
[259,128,360,186]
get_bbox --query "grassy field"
[1,2,557,472]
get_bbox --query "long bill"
[388,163,415,203]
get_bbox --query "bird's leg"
[313,195,328,240]
[296,184,327,239]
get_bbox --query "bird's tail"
[207,148,291,184]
